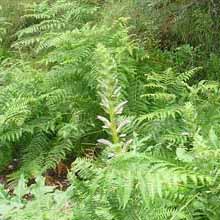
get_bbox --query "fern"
[1,1,220,219]
[13,0,100,52]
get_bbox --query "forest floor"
[0,160,70,190]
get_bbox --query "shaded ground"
[0,160,70,191]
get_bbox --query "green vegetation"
[1,0,220,219]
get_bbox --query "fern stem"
[170,194,198,220]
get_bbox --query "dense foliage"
[1,0,220,219]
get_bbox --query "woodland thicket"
[1,0,220,219]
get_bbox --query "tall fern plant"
[0,0,146,181]
[13,0,100,53]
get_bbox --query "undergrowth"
[1,0,220,219]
